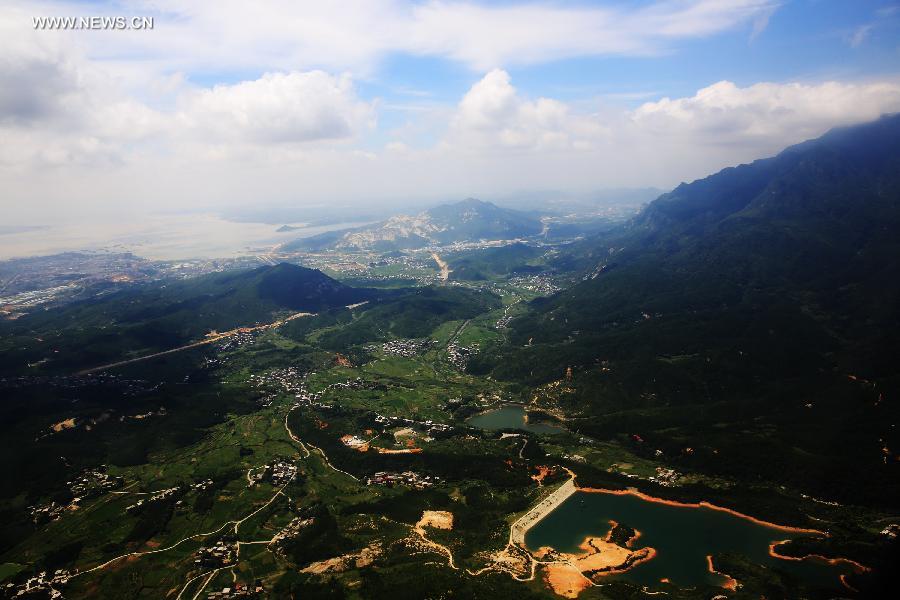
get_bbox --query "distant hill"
[283,198,543,251]
[447,242,547,281]
[514,114,900,373]
[0,263,375,374]
[475,114,900,505]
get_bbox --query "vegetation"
[1,117,898,598]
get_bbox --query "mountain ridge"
[283,198,544,251]
[470,114,900,506]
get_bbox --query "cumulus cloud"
[4,0,900,223]
[631,80,900,146]
[12,0,779,74]
[0,42,372,166]
[179,71,373,144]
[450,69,603,150]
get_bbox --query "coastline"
[767,540,870,572]
[575,485,825,534]
[574,484,871,581]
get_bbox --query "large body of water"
[0,214,367,261]
[466,405,567,435]
[525,490,853,590]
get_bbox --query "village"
[194,539,238,569]
[368,338,435,358]
[366,471,438,490]
[246,459,298,487]
[3,569,71,599]
[446,340,478,371]
[28,467,124,524]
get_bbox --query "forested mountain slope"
[473,115,900,505]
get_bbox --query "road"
[76,311,314,375]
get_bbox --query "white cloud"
[849,24,874,48]
[4,1,900,228]
[12,0,780,74]
[450,69,603,150]
[178,71,373,144]
[631,79,900,145]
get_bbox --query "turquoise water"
[466,405,567,435]
[525,491,853,590]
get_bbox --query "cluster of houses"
[446,341,478,370]
[326,377,379,392]
[366,471,438,490]
[249,368,326,410]
[191,479,215,492]
[268,460,298,486]
[249,368,350,413]
[368,338,434,358]
[649,467,681,487]
[372,413,452,438]
[28,467,125,524]
[269,516,313,552]
[27,501,70,525]
[560,453,586,463]
[494,307,517,330]
[3,569,70,598]
[195,539,237,568]
[249,368,306,397]
[217,330,257,352]
[508,274,560,295]
[126,486,180,514]
[204,581,265,599]
[247,460,298,487]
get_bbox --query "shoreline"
[575,485,825,534]
[705,555,739,590]
[574,485,871,581]
[467,403,567,433]
[767,540,870,573]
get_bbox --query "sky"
[2,0,900,223]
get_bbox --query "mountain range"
[283,198,543,251]
[473,114,900,505]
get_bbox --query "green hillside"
[472,115,900,506]
[0,263,376,375]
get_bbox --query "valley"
[0,119,898,599]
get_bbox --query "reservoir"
[525,490,855,590]
[466,405,567,435]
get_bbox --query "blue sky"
[2,1,900,219]
[364,1,900,106]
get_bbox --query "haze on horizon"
[3,0,900,225]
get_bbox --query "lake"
[525,490,854,590]
[466,405,567,435]
[0,214,368,260]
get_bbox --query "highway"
[75,311,313,375]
